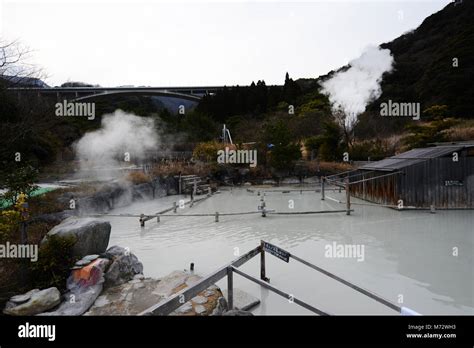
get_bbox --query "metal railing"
[139,240,402,316]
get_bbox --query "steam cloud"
[74,110,158,178]
[320,46,394,128]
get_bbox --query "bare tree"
[0,39,45,85]
[0,38,51,162]
[333,109,356,148]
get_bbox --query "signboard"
[445,180,463,187]
[263,242,290,263]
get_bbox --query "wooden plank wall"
[351,156,474,208]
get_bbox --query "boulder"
[103,246,144,288]
[29,210,76,225]
[132,183,154,200]
[40,258,109,316]
[40,285,103,316]
[86,271,227,316]
[41,217,111,258]
[4,287,61,316]
[85,278,163,315]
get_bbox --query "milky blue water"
[98,187,474,315]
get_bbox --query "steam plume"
[74,110,158,179]
[320,46,394,129]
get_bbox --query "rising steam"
[74,110,158,179]
[320,46,394,129]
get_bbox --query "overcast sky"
[1,0,450,87]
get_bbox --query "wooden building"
[349,144,474,209]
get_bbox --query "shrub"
[193,141,232,163]
[30,235,76,291]
[0,209,20,243]
[126,171,151,184]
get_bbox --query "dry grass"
[150,162,215,177]
[443,122,474,142]
[307,160,353,175]
[126,171,152,184]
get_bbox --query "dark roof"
[360,145,473,172]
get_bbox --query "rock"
[91,295,110,308]
[222,309,253,316]
[40,258,109,316]
[41,217,111,258]
[4,288,61,316]
[151,271,193,297]
[103,245,127,258]
[211,297,228,316]
[222,288,260,311]
[192,296,208,304]
[132,183,154,200]
[176,302,193,314]
[29,210,76,225]
[87,270,225,316]
[73,254,100,268]
[85,278,163,315]
[103,246,143,288]
[204,290,215,297]
[75,259,92,267]
[194,305,206,314]
[83,254,100,262]
[89,183,131,213]
[39,285,103,316]
[8,289,40,304]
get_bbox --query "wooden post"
[227,267,233,310]
[178,174,182,195]
[345,179,351,216]
[362,174,366,200]
[173,202,177,213]
[260,240,269,282]
[215,212,219,222]
[321,177,325,200]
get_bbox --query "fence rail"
[139,240,403,316]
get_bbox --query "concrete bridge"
[8,86,227,102]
